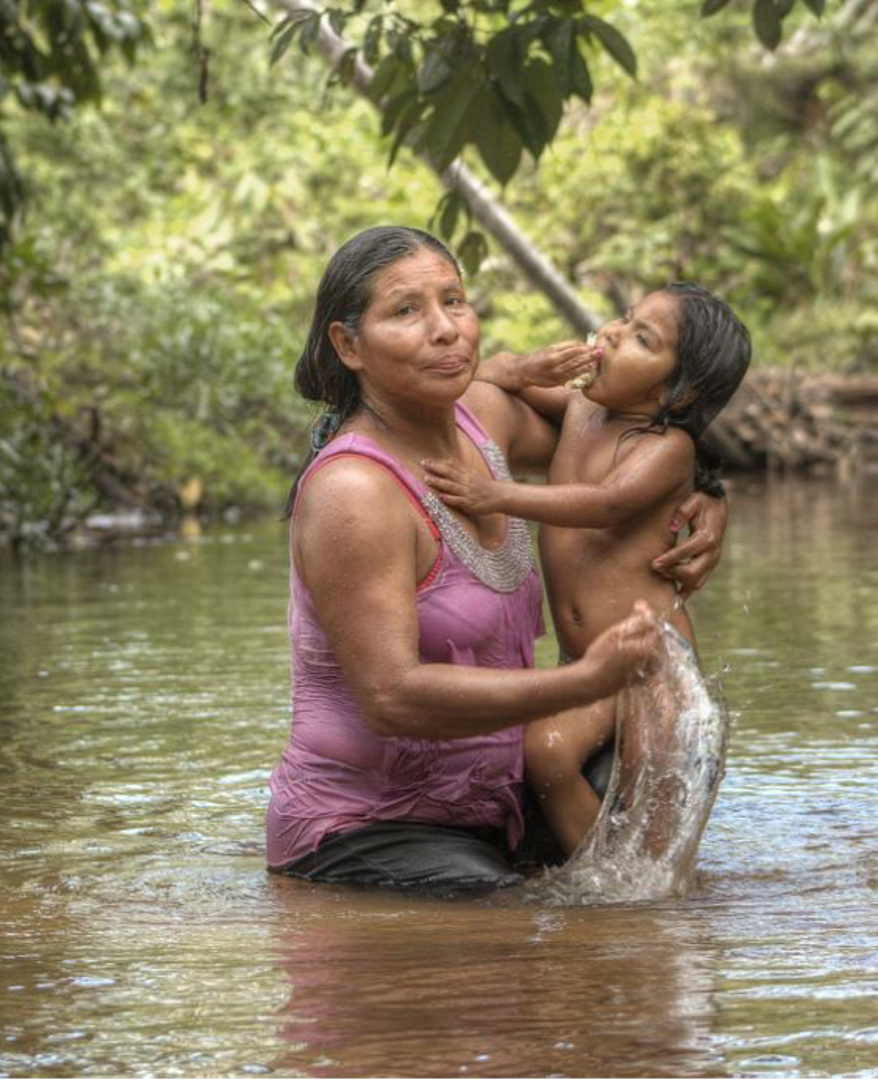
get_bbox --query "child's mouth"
[570,334,603,391]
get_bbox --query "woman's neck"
[348,393,461,461]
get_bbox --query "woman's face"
[330,249,481,409]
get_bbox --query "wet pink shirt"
[266,403,544,869]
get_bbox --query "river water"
[2,476,878,1078]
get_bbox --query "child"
[424,283,751,855]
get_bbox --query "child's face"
[587,292,680,413]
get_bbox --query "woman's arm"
[651,492,728,599]
[461,380,561,474]
[294,459,661,740]
[424,430,695,529]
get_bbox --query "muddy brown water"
[2,476,878,1078]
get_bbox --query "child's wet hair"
[660,283,751,439]
[641,283,751,497]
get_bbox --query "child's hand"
[422,459,506,515]
[478,341,602,393]
[519,340,603,390]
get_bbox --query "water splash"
[530,627,729,906]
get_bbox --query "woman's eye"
[445,295,465,307]
[395,304,416,316]
[637,333,650,346]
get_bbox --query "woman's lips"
[429,355,470,373]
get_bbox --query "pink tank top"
[266,403,545,868]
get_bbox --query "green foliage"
[0,0,151,250]
[701,0,825,51]
[0,371,95,549]
[2,0,876,550]
[269,1,639,263]
[0,1,451,548]
[267,0,830,264]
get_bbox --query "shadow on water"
[2,476,878,1077]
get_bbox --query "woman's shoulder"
[297,449,413,517]
[293,450,421,571]
[460,380,518,451]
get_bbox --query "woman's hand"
[422,458,507,515]
[651,492,728,600]
[576,600,663,701]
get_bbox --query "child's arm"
[424,428,695,529]
[477,342,601,424]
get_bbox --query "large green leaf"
[387,96,429,166]
[381,89,418,137]
[571,47,593,104]
[363,15,383,65]
[368,54,404,103]
[701,0,733,15]
[543,17,575,96]
[458,229,489,276]
[523,58,564,145]
[424,64,483,173]
[752,0,783,51]
[486,27,527,107]
[418,43,455,95]
[474,93,522,185]
[581,15,637,78]
[433,190,467,241]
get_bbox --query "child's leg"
[525,697,616,856]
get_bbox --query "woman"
[266,226,726,896]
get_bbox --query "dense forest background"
[2,0,876,550]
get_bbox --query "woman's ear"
[328,322,362,372]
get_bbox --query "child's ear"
[328,322,363,372]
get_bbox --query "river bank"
[706,369,878,475]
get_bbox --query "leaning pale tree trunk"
[271,0,601,335]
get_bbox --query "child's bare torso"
[539,396,695,660]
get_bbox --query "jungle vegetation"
[1,0,875,550]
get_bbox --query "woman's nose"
[428,303,459,343]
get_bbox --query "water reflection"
[2,477,878,1076]
[270,882,722,1078]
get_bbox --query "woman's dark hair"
[634,282,751,498]
[285,225,461,516]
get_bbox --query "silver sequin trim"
[419,440,534,593]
